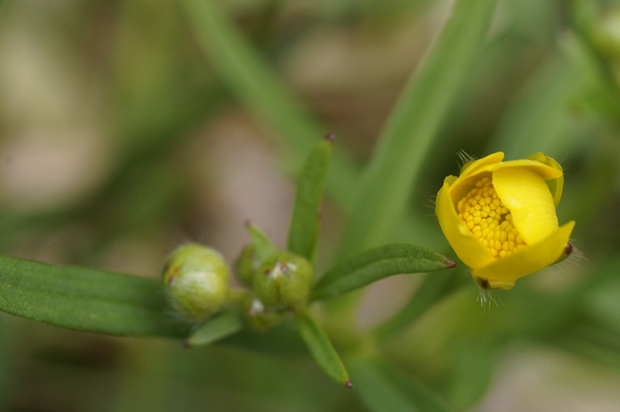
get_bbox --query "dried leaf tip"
[445,258,458,269]
[345,380,354,389]
[325,133,336,142]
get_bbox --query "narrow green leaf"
[339,0,497,258]
[186,308,244,347]
[287,135,334,262]
[182,0,359,210]
[311,244,456,302]
[295,310,351,387]
[247,223,279,262]
[374,270,460,339]
[0,255,185,337]
[349,355,457,412]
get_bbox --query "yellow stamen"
[458,177,526,258]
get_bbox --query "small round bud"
[252,252,313,308]
[234,244,259,286]
[162,244,229,322]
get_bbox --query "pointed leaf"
[0,255,185,337]
[186,308,244,347]
[311,244,456,301]
[247,223,279,262]
[295,310,351,387]
[287,135,334,262]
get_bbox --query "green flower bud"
[234,244,259,286]
[252,251,313,308]
[162,243,229,322]
[243,296,284,331]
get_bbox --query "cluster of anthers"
[457,177,526,259]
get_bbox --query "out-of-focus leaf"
[552,324,620,371]
[182,0,360,210]
[374,270,461,339]
[339,0,497,258]
[186,309,244,347]
[0,315,17,409]
[488,51,581,159]
[569,1,620,123]
[288,135,333,262]
[311,244,456,301]
[180,0,449,257]
[348,354,458,412]
[295,310,351,387]
[445,340,495,409]
[0,255,185,337]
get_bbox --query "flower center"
[457,177,527,258]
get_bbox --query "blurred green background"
[1,0,620,411]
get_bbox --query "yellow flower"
[435,152,575,290]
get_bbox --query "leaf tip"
[324,133,336,142]
[446,258,458,269]
[345,380,354,389]
[182,340,191,349]
[244,219,252,228]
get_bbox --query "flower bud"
[243,296,284,331]
[252,251,313,308]
[162,243,229,322]
[436,152,575,290]
[234,244,259,286]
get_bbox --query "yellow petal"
[459,152,504,177]
[527,152,564,207]
[492,159,563,180]
[436,182,495,270]
[493,167,558,245]
[471,221,575,288]
[450,159,562,195]
[444,175,458,187]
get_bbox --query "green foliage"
[374,271,461,339]
[311,244,456,301]
[0,256,184,337]
[339,0,498,258]
[288,135,333,262]
[186,308,244,347]
[348,355,458,412]
[295,310,351,387]
[182,0,360,209]
[2,0,620,410]
[247,223,279,262]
